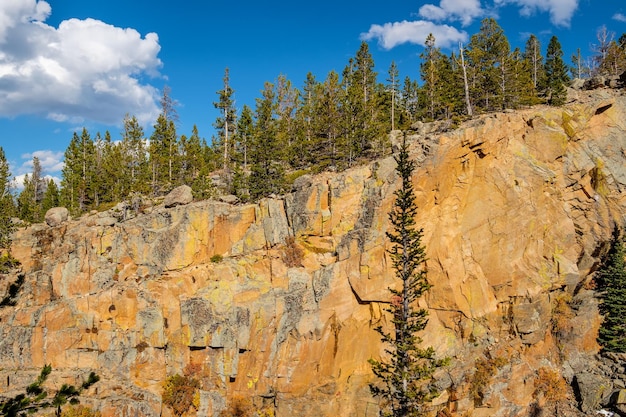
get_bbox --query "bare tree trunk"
[459,43,473,117]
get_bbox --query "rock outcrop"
[2,89,626,416]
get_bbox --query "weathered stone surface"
[2,90,626,416]
[44,206,69,227]
[163,184,193,207]
[575,373,611,412]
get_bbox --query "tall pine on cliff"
[369,135,447,417]
[0,146,15,250]
[597,227,626,353]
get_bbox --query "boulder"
[163,185,193,208]
[575,372,611,412]
[44,207,69,227]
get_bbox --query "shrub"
[469,356,508,406]
[534,367,567,403]
[162,368,201,417]
[0,253,20,274]
[282,236,303,268]
[551,292,574,336]
[219,396,253,417]
[211,254,223,263]
[61,404,102,417]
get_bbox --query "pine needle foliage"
[369,134,448,417]
[597,226,626,353]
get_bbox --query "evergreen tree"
[41,178,59,213]
[61,128,95,214]
[421,34,441,120]
[120,114,149,196]
[508,47,538,107]
[149,114,178,194]
[213,68,237,171]
[0,147,15,250]
[543,36,570,106]
[387,61,399,131]
[599,40,626,77]
[342,42,382,163]
[467,18,511,111]
[248,82,284,199]
[523,34,544,90]
[570,48,588,79]
[275,74,299,166]
[18,157,46,222]
[235,104,254,171]
[400,76,419,127]
[315,70,344,170]
[597,227,626,353]
[181,125,213,199]
[369,135,447,417]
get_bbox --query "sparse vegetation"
[60,404,102,417]
[469,356,508,406]
[532,366,568,414]
[219,396,253,417]
[282,236,304,268]
[551,292,574,337]
[162,366,201,417]
[0,254,20,274]
[210,254,223,263]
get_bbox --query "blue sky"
[1,0,625,186]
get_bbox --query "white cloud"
[0,0,50,42]
[361,20,468,50]
[495,0,579,27]
[418,0,485,26]
[0,0,162,126]
[614,13,626,23]
[19,149,64,174]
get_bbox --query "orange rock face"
[1,91,625,416]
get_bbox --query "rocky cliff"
[1,88,626,417]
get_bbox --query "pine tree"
[597,227,626,353]
[599,40,626,77]
[544,36,570,106]
[181,125,213,199]
[467,18,511,111]
[120,114,149,196]
[41,179,59,214]
[523,34,544,90]
[315,71,344,170]
[61,128,96,214]
[369,134,447,417]
[342,42,382,163]
[18,157,46,222]
[570,48,587,79]
[213,68,237,171]
[0,147,15,250]
[400,76,420,127]
[420,34,443,120]
[149,114,178,194]
[248,82,284,199]
[387,61,399,131]
[275,74,299,166]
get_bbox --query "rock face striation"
[2,89,626,416]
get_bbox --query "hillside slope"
[2,88,626,417]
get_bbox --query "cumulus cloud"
[418,0,485,26]
[18,149,64,175]
[361,20,468,50]
[614,13,626,23]
[0,0,162,126]
[495,0,579,27]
